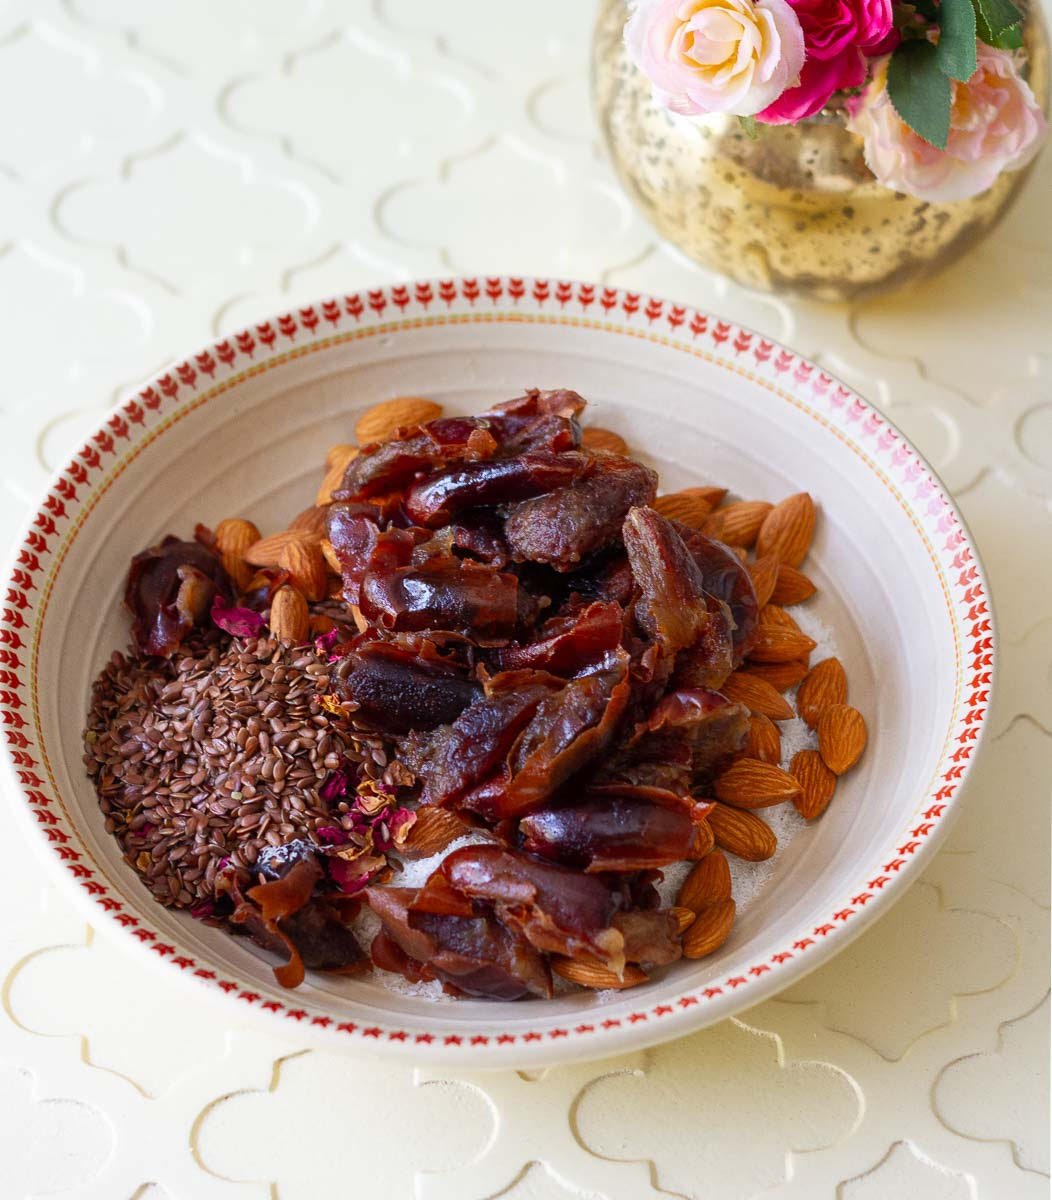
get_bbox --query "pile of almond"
[651,481,868,962]
[211,397,868,982]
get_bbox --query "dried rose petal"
[210,594,267,638]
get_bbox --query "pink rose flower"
[625,0,806,118]
[846,46,1047,201]
[758,0,895,123]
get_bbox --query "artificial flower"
[846,45,1047,200]
[625,0,806,117]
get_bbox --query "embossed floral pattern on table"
[0,2,1048,1199]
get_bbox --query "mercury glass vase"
[592,0,1049,302]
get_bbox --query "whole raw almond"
[745,713,781,763]
[708,803,778,861]
[741,659,810,692]
[653,487,724,528]
[320,538,342,575]
[670,905,696,935]
[317,447,359,506]
[355,397,442,446]
[817,704,868,775]
[682,898,736,959]
[759,604,802,632]
[790,749,837,820]
[678,849,732,910]
[748,624,817,663]
[269,585,309,644]
[326,442,358,470]
[756,492,816,567]
[551,957,648,990]
[720,672,795,721]
[715,758,802,808]
[748,555,780,608]
[771,563,817,606]
[288,505,329,542]
[278,539,328,602]
[214,517,261,593]
[703,500,773,548]
[401,806,468,858]
[797,657,848,728]
[581,426,628,455]
[215,517,261,556]
[309,614,336,637]
[688,818,715,859]
[244,530,310,568]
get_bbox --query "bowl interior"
[21,302,965,1059]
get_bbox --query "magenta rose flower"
[758,0,895,123]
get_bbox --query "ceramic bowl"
[0,277,993,1066]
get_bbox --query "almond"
[715,757,802,809]
[796,657,848,728]
[326,442,358,470]
[269,585,309,643]
[688,818,715,859]
[653,487,724,528]
[581,426,628,455]
[720,672,794,721]
[214,518,261,592]
[682,898,736,959]
[745,713,781,764]
[748,624,817,663]
[748,555,780,608]
[678,849,732,910]
[771,563,817,606]
[708,803,777,861]
[551,956,648,990]
[790,750,837,820]
[320,538,342,575]
[401,806,468,858]
[317,455,356,506]
[756,492,816,567]
[741,659,810,692]
[670,905,697,935]
[817,704,867,775]
[244,529,310,568]
[309,614,336,637]
[759,604,802,632]
[355,397,442,446]
[215,517,261,556]
[278,539,328,602]
[288,505,329,542]
[703,500,773,548]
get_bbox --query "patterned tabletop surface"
[1,2,1049,1198]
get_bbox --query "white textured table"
[1,3,1049,1198]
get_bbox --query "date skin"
[623,506,735,690]
[332,641,482,734]
[366,885,552,1000]
[359,556,527,636]
[520,795,711,872]
[404,452,592,527]
[505,455,657,570]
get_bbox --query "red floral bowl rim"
[0,276,994,1066]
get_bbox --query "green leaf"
[936,0,977,81]
[738,115,759,140]
[887,40,952,150]
[972,0,1022,39]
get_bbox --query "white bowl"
[0,277,994,1066]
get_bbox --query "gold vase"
[592,0,1049,302]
